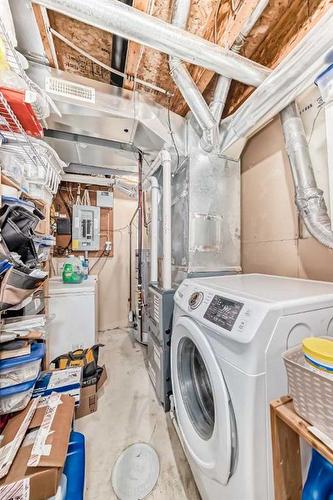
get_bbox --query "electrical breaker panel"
[72,205,100,251]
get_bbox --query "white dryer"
[171,274,333,500]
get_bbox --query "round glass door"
[177,337,215,440]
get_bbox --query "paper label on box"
[0,478,30,500]
[28,393,61,466]
[48,367,81,389]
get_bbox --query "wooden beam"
[123,0,150,90]
[225,0,332,115]
[46,10,113,84]
[270,398,302,500]
[32,3,58,68]
[172,0,269,115]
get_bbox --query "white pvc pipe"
[148,176,159,283]
[160,150,172,290]
[35,0,269,87]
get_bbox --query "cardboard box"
[75,365,107,419]
[0,394,74,500]
[32,367,82,405]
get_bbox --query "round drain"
[111,443,160,499]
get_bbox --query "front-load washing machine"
[171,273,333,500]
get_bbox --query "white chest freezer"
[47,276,98,362]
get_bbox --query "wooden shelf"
[270,396,333,500]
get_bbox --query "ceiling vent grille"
[45,76,96,103]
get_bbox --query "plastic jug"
[303,449,333,500]
[62,257,83,284]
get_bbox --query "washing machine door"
[171,315,236,485]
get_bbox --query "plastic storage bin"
[303,449,333,500]
[283,341,333,439]
[0,149,24,186]
[0,342,45,388]
[63,431,85,500]
[27,182,53,205]
[33,235,55,262]
[0,377,37,414]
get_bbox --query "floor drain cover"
[111,443,160,499]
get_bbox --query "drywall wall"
[53,192,137,331]
[241,88,333,281]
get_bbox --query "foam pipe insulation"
[35,0,269,87]
[281,102,333,249]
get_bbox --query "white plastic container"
[27,182,53,205]
[0,342,45,388]
[0,378,37,414]
[283,343,333,439]
[0,150,24,185]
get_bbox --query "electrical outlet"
[105,241,112,252]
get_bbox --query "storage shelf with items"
[271,338,333,499]
[0,19,64,417]
[0,17,52,123]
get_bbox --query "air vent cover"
[45,76,96,103]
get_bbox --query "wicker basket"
[283,343,333,439]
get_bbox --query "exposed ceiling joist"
[123,0,150,91]
[32,3,58,68]
[224,0,332,116]
[31,0,332,119]
[172,0,268,114]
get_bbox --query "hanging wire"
[307,102,325,145]
[167,95,180,170]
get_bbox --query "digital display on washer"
[204,295,244,331]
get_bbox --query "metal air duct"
[219,9,333,156]
[169,0,217,152]
[35,0,269,87]
[281,102,333,249]
[209,0,269,125]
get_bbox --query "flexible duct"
[281,102,333,249]
[35,0,269,87]
[169,0,217,151]
[210,0,269,125]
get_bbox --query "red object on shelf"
[0,87,43,137]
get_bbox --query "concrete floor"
[75,329,200,500]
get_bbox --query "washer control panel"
[204,295,243,331]
[175,279,267,343]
